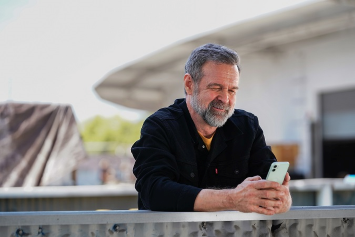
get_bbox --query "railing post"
[316,184,333,206]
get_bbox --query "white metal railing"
[1,206,355,236]
[289,178,355,206]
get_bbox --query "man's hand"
[273,172,292,213]
[230,174,291,215]
[194,174,292,214]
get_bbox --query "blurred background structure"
[0,0,355,212]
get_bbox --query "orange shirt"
[197,131,215,151]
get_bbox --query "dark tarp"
[0,102,87,187]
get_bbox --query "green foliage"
[79,115,145,145]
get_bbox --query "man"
[132,43,292,214]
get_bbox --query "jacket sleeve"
[131,115,202,211]
[247,115,277,179]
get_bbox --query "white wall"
[236,28,355,177]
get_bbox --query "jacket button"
[190,172,195,178]
[235,170,239,174]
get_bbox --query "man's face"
[190,61,239,127]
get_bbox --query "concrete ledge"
[1,206,355,226]
[1,206,355,237]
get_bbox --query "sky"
[0,0,309,123]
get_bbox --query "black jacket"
[132,98,276,211]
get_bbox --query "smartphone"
[266,162,289,184]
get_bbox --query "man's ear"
[184,74,194,95]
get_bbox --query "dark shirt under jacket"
[131,98,277,211]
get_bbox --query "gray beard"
[190,91,234,128]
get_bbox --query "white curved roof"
[95,0,355,111]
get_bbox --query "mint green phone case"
[266,162,289,184]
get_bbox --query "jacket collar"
[175,99,200,146]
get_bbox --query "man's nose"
[218,89,229,104]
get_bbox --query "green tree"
[79,115,145,154]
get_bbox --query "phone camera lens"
[274,165,277,168]
[272,169,276,172]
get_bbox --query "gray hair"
[184,43,240,86]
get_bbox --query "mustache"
[209,99,230,111]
